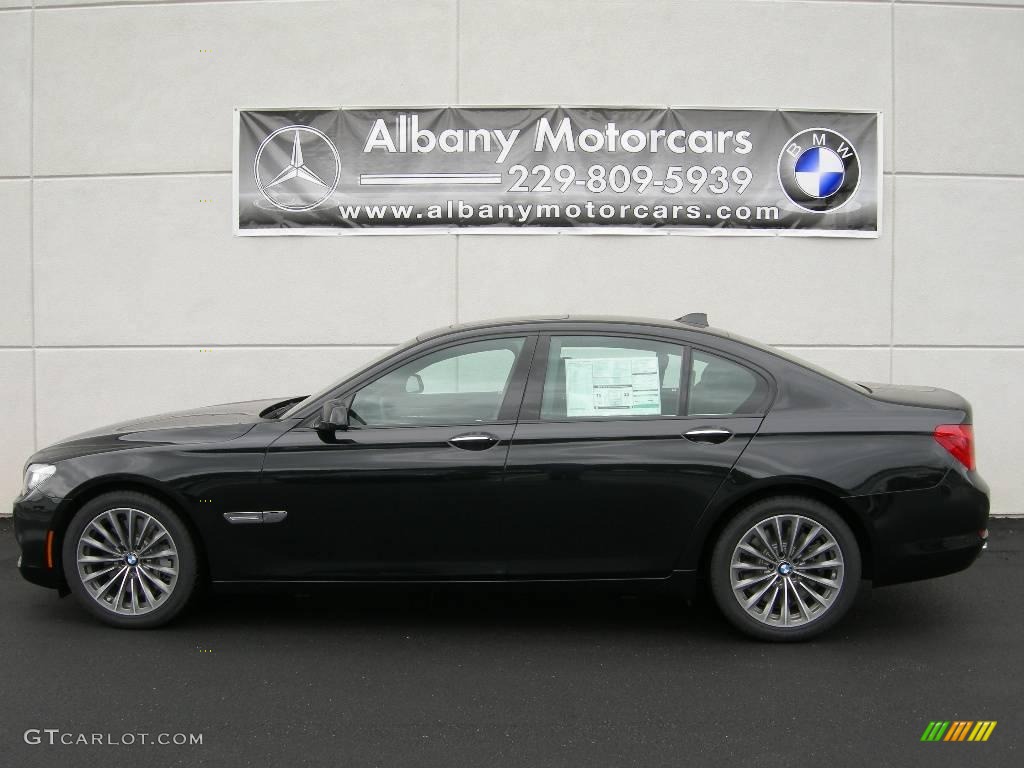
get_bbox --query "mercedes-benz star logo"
[253,125,341,212]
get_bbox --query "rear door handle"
[684,427,733,444]
[448,432,500,451]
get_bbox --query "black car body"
[13,315,989,639]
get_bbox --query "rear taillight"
[934,424,975,471]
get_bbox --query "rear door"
[501,334,769,577]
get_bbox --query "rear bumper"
[12,491,66,590]
[859,468,989,587]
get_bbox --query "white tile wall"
[893,176,1024,345]
[1,0,1022,515]
[459,0,894,169]
[32,1,457,175]
[35,346,388,447]
[776,347,892,385]
[457,201,894,345]
[0,351,34,504]
[32,175,457,346]
[0,181,32,346]
[900,1,1024,6]
[895,4,1024,174]
[0,10,31,177]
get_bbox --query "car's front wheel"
[62,491,198,628]
[709,496,861,641]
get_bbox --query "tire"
[61,491,198,628]
[709,496,861,642]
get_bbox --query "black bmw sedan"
[13,314,989,640]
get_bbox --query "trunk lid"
[860,382,972,421]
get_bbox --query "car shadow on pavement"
[132,575,967,646]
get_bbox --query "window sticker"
[565,356,661,417]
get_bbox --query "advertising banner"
[235,107,880,237]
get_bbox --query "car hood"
[32,397,294,463]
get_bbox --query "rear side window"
[541,336,683,420]
[687,350,768,416]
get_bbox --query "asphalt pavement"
[1,517,1020,768]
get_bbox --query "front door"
[253,335,536,579]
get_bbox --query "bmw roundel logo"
[777,128,861,213]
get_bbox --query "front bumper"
[13,490,66,590]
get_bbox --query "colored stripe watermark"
[921,721,997,742]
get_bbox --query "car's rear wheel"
[709,496,861,641]
[62,491,198,628]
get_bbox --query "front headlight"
[23,463,56,495]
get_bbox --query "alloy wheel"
[75,507,179,616]
[729,514,845,628]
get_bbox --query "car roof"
[416,314,734,342]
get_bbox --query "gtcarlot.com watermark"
[24,729,203,746]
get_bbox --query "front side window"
[350,337,526,427]
[687,350,768,416]
[540,336,683,420]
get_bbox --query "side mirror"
[314,400,350,433]
[405,374,424,394]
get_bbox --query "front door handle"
[684,426,733,444]
[449,433,500,451]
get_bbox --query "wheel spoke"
[138,531,167,555]
[129,572,139,615]
[78,555,121,564]
[798,572,841,589]
[112,567,130,612]
[134,515,152,550]
[781,578,791,625]
[106,510,129,550]
[82,564,121,584]
[737,542,774,566]
[143,563,177,577]
[138,565,171,594]
[744,575,779,609]
[734,571,776,589]
[800,540,836,562]
[796,579,829,607]
[759,583,780,618]
[136,568,158,606]
[140,549,175,560]
[772,517,785,553]
[796,559,842,570]
[786,517,800,558]
[791,523,822,561]
[731,561,772,571]
[81,535,119,556]
[90,521,122,552]
[753,524,776,555]
[94,565,128,598]
[789,576,813,618]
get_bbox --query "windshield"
[279,336,421,419]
